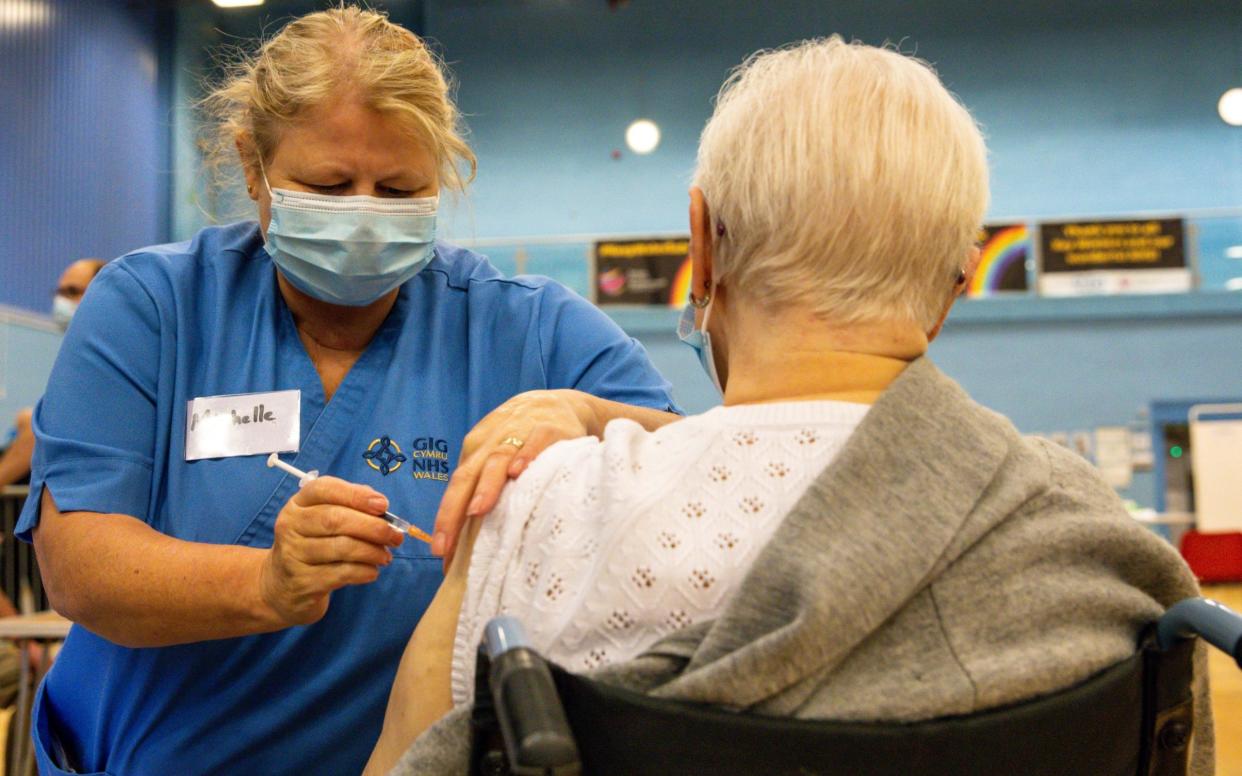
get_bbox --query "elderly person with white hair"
[366,37,1212,775]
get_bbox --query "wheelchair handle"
[484,616,581,775]
[1156,597,1242,668]
[486,616,533,659]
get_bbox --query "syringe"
[266,453,433,544]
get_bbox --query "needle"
[266,453,433,544]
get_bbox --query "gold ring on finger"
[500,436,525,450]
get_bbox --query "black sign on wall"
[592,238,692,307]
[1039,219,1186,274]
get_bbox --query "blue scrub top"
[17,222,678,775]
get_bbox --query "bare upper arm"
[364,518,485,775]
[402,515,484,682]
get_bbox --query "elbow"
[34,530,154,649]
[41,577,78,623]
[41,579,135,646]
[38,559,82,624]
[33,529,86,625]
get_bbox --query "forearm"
[583,394,682,436]
[0,428,34,488]
[35,491,282,648]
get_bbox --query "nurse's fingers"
[325,562,382,589]
[433,457,482,560]
[506,425,556,478]
[294,476,389,516]
[296,535,394,567]
[468,447,521,518]
[435,441,521,567]
[290,504,403,547]
[466,427,556,521]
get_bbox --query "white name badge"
[185,390,301,461]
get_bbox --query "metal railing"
[0,487,49,614]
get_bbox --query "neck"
[277,273,397,353]
[720,306,928,406]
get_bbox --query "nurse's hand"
[260,476,404,626]
[432,389,594,566]
[432,390,678,569]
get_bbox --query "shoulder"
[103,222,265,299]
[1009,435,1126,518]
[423,241,563,297]
[975,432,1194,599]
[502,435,604,504]
[584,415,716,506]
[424,241,602,318]
[113,222,262,276]
[423,242,673,407]
[499,418,701,516]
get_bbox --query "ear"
[688,186,714,300]
[235,131,260,202]
[926,245,981,343]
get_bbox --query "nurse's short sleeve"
[16,263,161,541]
[538,284,681,414]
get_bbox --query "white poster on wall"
[1189,407,1242,532]
[1094,426,1133,490]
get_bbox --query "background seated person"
[365,37,1211,775]
[0,258,105,491]
[0,409,34,492]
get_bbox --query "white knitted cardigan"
[451,400,869,705]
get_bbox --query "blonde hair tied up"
[200,5,476,200]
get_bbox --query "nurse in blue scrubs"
[19,7,680,775]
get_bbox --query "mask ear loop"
[698,279,719,336]
[256,155,274,199]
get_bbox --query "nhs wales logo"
[409,437,451,481]
[363,436,406,476]
[363,435,451,481]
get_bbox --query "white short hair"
[694,37,989,329]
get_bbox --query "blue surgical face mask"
[677,287,724,395]
[51,295,78,331]
[262,173,438,307]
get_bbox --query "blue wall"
[426,0,1242,239]
[0,0,169,313]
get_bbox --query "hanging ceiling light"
[1218,88,1242,126]
[625,119,661,155]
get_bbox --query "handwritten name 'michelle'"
[190,404,276,431]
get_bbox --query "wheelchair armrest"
[484,617,581,775]
[1156,597,1242,668]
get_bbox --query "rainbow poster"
[668,256,693,308]
[970,223,1031,297]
